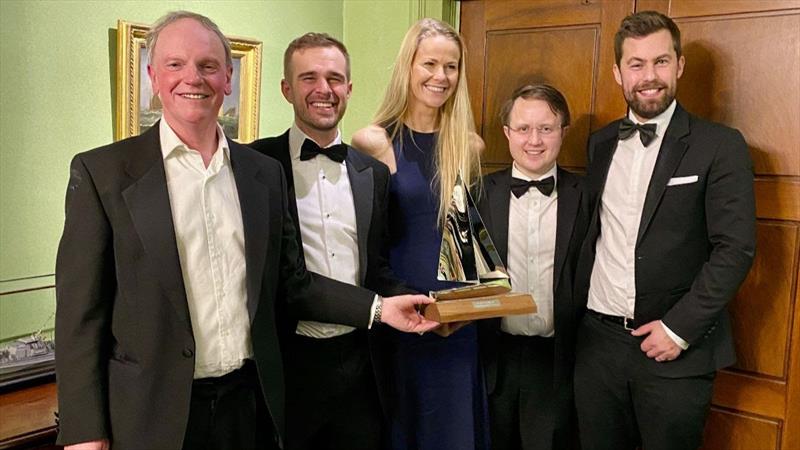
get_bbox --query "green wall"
[0,0,451,343]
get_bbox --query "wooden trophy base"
[422,284,536,337]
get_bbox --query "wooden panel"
[675,12,800,176]
[730,223,798,377]
[461,0,486,130]
[669,0,800,18]
[755,178,800,222]
[703,408,781,450]
[484,0,602,30]
[713,370,786,419]
[0,382,58,448]
[483,26,597,168]
[784,262,800,450]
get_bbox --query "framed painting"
[114,20,262,142]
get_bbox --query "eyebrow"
[627,53,672,63]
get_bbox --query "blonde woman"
[352,18,487,450]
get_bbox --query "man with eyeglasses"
[477,83,587,450]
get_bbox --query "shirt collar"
[627,99,677,139]
[511,162,558,184]
[159,117,230,161]
[288,122,342,161]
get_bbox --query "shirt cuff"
[661,321,690,350]
[367,294,379,329]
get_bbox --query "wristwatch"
[373,296,383,324]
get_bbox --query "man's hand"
[381,295,440,333]
[66,440,109,450]
[631,320,683,362]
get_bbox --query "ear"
[676,55,685,79]
[224,64,233,96]
[560,125,569,139]
[346,80,353,99]
[613,63,622,86]
[280,78,292,103]
[147,64,159,95]
[503,125,511,141]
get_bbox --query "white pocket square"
[667,175,698,186]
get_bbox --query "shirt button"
[182,348,194,358]
[326,213,330,218]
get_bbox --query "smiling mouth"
[180,93,209,99]
[424,84,447,94]
[635,85,665,98]
[310,101,336,109]
[524,149,545,156]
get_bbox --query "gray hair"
[146,11,232,66]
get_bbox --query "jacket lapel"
[121,124,191,327]
[346,148,373,285]
[637,104,690,245]
[488,168,512,265]
[230,142,270,322]
[553,168,580,293]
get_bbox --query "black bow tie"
[511,176,555,198]
[300,139,348,163]
[618,118,657,147]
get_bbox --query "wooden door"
[461,1,800,448]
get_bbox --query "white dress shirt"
[159,119,253,379]
[501,164,558,337]
[587,101,688,348]
[289,124,361,338]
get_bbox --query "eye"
[423,61,435,67]
[656,58,668,65]
[541,126,553,134]
[517,125,530,133]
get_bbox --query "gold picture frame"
[114,20,262,142]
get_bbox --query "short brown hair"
[614,11,681,66]
[283,33,350,79]
[146,11,232,66]
[499,84,571,127]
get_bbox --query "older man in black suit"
[54,11,437,450]
[477,84,586,450]
[573,11,756,450]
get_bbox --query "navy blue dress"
[386,127,489,450]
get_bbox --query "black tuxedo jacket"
[247,130,412,408]
[574,103,756,377]
[477,167,586,412]
[55,123,376,449]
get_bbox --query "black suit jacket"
[477,167,586,422]
[55,123,376,449]
[574,103,756,377]
[247,130,412,411]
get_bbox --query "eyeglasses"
[506,124,562,137]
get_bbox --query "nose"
[527,129,543,145]
[313,77,333,95]
[432,65,446,80]
[642,63,657,81]
[183,65,203,85]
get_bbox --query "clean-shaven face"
[409,35,460,111]
[281,46,351,141]
[147,18,232,131]
[503,98,565,179]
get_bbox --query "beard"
[624,81,675,120]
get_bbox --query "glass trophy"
[422,176,536,335]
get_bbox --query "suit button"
[182,348,194,358]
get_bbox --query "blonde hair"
[372,18,481,228]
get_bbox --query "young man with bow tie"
[247,33,416,450]
[477,84,587,450]
[573,11,756,450]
